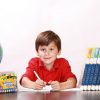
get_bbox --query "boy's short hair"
[35,30,61,52]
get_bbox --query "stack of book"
[80,48,100,91]
[0,71,17,93]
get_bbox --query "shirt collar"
[38,58,59,70]
[38,59,44,67]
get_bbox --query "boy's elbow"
[67,77,77,88]
[71,77,77,88]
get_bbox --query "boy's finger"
[43,81,47,85]
[36,79,47,86]
[47,80,52,85]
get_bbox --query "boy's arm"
[60,77,77,90]
[21,77,35,89]
[50,77,77,90]
[21,77,46,90]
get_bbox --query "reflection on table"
[0,91,100,100]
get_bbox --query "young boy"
[20,30,77,90]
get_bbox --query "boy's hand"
[33,79,46,90]
[48,81,61,90]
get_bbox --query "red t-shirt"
[20,57,76,84]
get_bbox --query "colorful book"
[0,71,17,93]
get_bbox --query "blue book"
[88,64,95,85]
[96,64,100,85]
[92,64,99,86]
[81,64,92,86]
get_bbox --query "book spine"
[96,64,100,90]
[91,64,99,90]
[81,64,92,90]
[87,64,95,90]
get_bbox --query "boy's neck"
[44,63,54,71]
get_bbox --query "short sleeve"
[60,58,76,82]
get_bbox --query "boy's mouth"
[44,57,52,60]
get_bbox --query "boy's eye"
[50,48,54,51]
[41,49,45,51]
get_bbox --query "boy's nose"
[45,50,50,55]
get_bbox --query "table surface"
[0,91,100,100]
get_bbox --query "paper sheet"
[61,88,81,91]
[19,85,52,92]
[19,86,81,92]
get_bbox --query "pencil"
[34,71,41,80]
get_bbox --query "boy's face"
[37,41,60,68]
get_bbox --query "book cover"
[0,71,17,93]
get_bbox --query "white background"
[0,0,100,88]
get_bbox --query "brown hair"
[35,30,61,52]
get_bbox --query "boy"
[20,30,77,90]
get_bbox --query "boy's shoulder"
[57,57,68,61]
[28,57,41,64]
[30,57,40,61]
[56,58,70,69]
[57,57,69,64]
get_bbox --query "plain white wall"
[0,0,100,88]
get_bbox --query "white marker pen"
[34,71,41,80]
